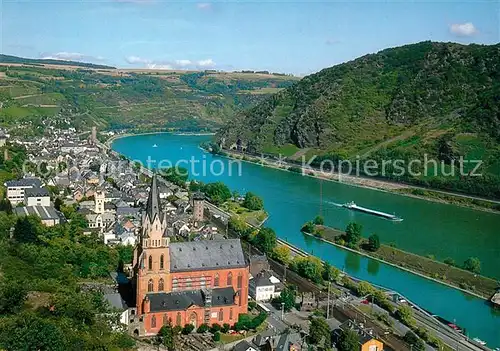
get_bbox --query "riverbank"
[104,130,215,148]
[217,148,500,214]
[305,225,498,300]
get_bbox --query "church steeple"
[145,173,162,223]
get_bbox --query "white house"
[4,178,42,205]
[103,293,130,328]
[24,187,51,207]
[249,271,283,302]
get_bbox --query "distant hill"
[217,41,500,198]
[0,61,298,137]
[0,54,116,70]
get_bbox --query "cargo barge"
[342,201,403,222]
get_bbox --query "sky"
[1,0,499,75]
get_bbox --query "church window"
[200,276,206,287]
[148,279,154,292]
[148,255,153,270]
[176,312,182,326]
[237,273,243,288]
[163,314,169,326]
[229,308,233,320]
[160,254,164,270]
[218,309,223,321]
[186,278,192,288]
[151,315,156,328]
[227,272,233,286]
[158,278,164,291]
[214,273,219,287]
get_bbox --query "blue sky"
[1,0,498,74]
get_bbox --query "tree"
[396,305,415,327]
[210,323,221,333]
[157,324,175,350]
[403,331,425,351]
[0,279,27,314]
[276,285,296,312]
[322,262,340,282]
[221,323,230,333]
[345,222,362,246]
[197,323,209,333]
[301,221,315,234]
[356,281,374,297]
[253,227,277,254]
[292,256,324,283]
[182,324,195,334]
[13,216,42,244]
[203,182,231,205]
[313,215,324,225]
[273,245,292,265]
[463,257,481,274]
[443,257,456,266]
[212,331,221,342]
[242,192,264,211]
[161,166,189,187]
[367,234,380,251]
[309,317,331,347]
[0,198,12,214]
[337,328,360,351]
[54,197,63,211]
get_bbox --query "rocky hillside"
[217,41,500,197]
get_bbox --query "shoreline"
[104,130,215,148]
[301,228,497,301]
[217,149,500,214]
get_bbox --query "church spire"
[145,173,162,223]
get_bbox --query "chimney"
[143,296,151,313]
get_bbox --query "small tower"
[91,126,97,145]
[192,192,205,224]
[95,190,105,214]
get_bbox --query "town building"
[333,320,384,351]
[131,175,249,336]
[14,205,63,227]
[4,178,42,205]
[192,192,205,225]
[24,187,51,207]
[249,270,283,302]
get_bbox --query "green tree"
[301,221,315,234]
[443,257,456,266]
[253,227,277,254]
[403,331,425,351]
[356,281,374,297]
[161,166,189,187]
[0,279,27,314]
[337,328,360,351]
[276,285,296,312]
[322,262,340,282]
[182,324,195,334]
[13,216,42,244]
[210,323,221,333]
[0,198,13,214]
[309,317,331,347]
[157,323,175,350]
[197,323,209,333]
[313,215,324,225]
[203,182,232,205]
[345,222,362,246]
[242,192,264,211]
[292,256,324,283]
[396,305,415,327]
[367,234,380,251]
[212,331,221,342]
[54,197,63,211]
[273,245,292,265]
[463,257,481,274]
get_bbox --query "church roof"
[169,239,247,272]
[148,287,235,312]
[145,174,162,223]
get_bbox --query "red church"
[132,175,249,336]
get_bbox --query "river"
[112,133,500,348]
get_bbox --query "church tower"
[95,190,105,214]
[133,174,171,315]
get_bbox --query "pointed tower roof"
[145,174,162,223]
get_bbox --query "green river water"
[112,133,500,348]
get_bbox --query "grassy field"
[221,201,268,227]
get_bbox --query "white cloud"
[197,3,212,10]
[197,59,215,67]
[40,52,105,62]
[124,56,216,70]
[449,22,479,37]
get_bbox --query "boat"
[342,201,403,221]
[152,144,158,148]
[472,338,487,346]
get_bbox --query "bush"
[367,234,380,251]
[221,323,230,333]
[210,323,221,333]
[248,301,257,311]
[182,324,195,335]
[212,331,221,342]
[172,325,182,334]
[197,323,209,333]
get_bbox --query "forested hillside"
[0,59,298,136]
[217,41,500,198]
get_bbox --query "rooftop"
[169,239,246,272]
[14,205,61,221]
[24,187,50,197]
[5,178,42,188]
[148,287,235,312]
